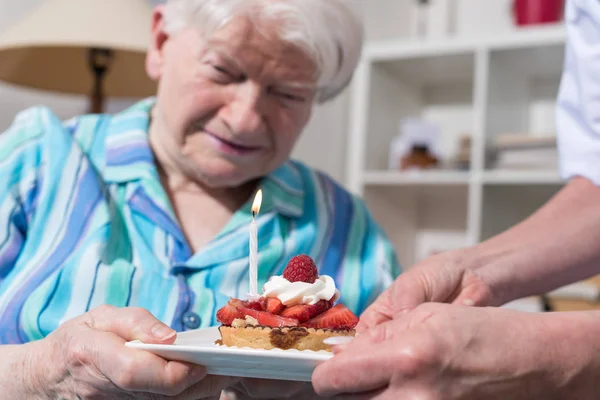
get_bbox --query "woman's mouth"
[206,132,261,156]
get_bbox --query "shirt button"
[182,311,201,329]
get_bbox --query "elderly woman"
[0,0,399,398]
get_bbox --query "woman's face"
[146,8,318,188]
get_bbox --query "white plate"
[125,327,332,381]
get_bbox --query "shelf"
[480,184,563,240]
[348,18,569,266]
[364,24,565,61]
[373,52,474,86]
[488,25,565,51]
[364,55,474,170]
[363,184,469,267]
[490,44,564,80]
[362,170,564,186]
[482,170,564,185]
[484,40,564,163]
[363,170,470,185]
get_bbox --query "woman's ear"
[146,5,169,80]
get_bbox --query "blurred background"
[2,0,596,312]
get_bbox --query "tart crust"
[218,325,355,351]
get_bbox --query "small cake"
[216,255,358,351]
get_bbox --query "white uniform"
[557,0,600,184]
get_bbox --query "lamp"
[0,0,157,113]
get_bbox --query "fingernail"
[331,344,348,354]
[152,324,176,340]
[323,336,354,346]
[462,299,475,306]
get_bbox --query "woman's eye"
[213,65,231,76]
[210,65,245,83]
[274,91,306,103]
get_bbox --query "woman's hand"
[313,303,600,400]
[358,249,494,333]
[31,305,239,399]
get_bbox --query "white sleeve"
[557,0,600,185]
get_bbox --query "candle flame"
[251,189,262,217]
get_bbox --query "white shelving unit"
[347,24,567,268]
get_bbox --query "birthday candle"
[249,189,262,296]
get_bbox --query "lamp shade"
[0,0,157,97]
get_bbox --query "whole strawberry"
[283,254,318,283]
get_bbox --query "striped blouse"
[0,98,400,344]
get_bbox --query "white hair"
[162,0,364,103]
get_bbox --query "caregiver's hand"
[27,305,239,399]
[357,249,494,332]
[313,303,600,400]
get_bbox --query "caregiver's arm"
[472,176,600,305]
[359,0,600,330]
[315,304,600,399]
[361,176,600,331]
[474,0,600,305]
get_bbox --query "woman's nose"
[225,83,266,135]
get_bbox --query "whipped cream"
[262,275,340,306]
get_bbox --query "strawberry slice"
[265,297,285,315]
[280,304,311,322]
[227,297,263,311]
[228,298,246,308]
[258,296,268,310]
[300,304,359,329]
[216,303,244,325]
[280,300,332,322]
[308,300,333,318]
[220,297,302,327]
[244,301,264,311]
[238,306,299,327]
